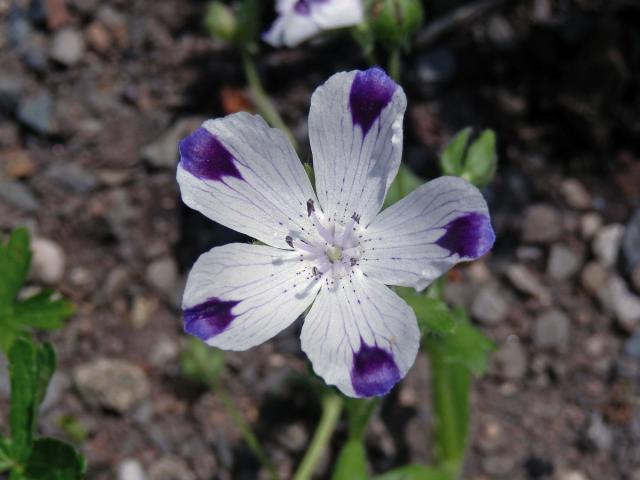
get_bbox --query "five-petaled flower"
[177,67,495,398]
[263,0,363,47]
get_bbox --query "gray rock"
[149,337,179,369]
[17,92,54,134]
[586,413,613,452]
[592,224,624,268]
[515,245,543,262]
[29,237,66,285]
[482,453,517,476]
[632,264,640,293]
[49,28,85,66]
[148,457,195,480]
[560,178,591,210]
[146,257,179,297]
[580,212,603,240]
[8,5,31,49]
[506,264,550,302]
[142,117,203,169]
[547,243,582,279]
[0,75,24,114]
[277,423,308,452]
[40,372,69,412]
[533,309,570,351]
[558,471,588,480]
[118,459,147,480]
[622,209,640,271]
[521,204,562,243]
[0,178,39,211]
[471,285,509,325]
[415,48,457,84]
[597,275,640,332]
[486,15,516,48]
[623,330,640,359]
[74,359,150,413]
[580,261,609,295]
[493,340,527,380]
[46,163,98,193]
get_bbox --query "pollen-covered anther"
[351,212,361,224]
[286,235,294,248]
[307,198,315,217]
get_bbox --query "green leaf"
[372,465,449,480]
[23,438,85,480]
[397,289,456,337]
[384,165,424,207]
[0,228,32,310]
[331,440,367,480]
[56,416,88,445]
[180,337,225,388]
[463,129,497,187]
[344,398,379,439]
[0,438,14,471]
[439,128,471,177]
[12,291,73,330]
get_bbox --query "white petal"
[263,11,321,47]
[176,113,318,249]
[309,68,407,227]
[183,243,321,350]
[360,176,495,291]
[301,272,419,397]
[312,0,364,29]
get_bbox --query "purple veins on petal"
[436,212,496,259]
[179,127,243,182]
[349,67,397,136]
[351,341,401,397]
[183,297,240,341]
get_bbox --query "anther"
[351,212,361,224]
[307,199,315,217]
[350,258,357,267]
[285,236,294,248]
[312,266,320,276]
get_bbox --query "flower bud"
[205,2,238,42]
[367,0,424,48]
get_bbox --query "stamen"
[285,235,294,248]
[350,257,357,267]
[311,211,334,244]
[351,212,361,224]
[307,198,315,217]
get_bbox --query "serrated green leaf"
[397,289,456,337]
[372,464,449,480]
[440,128,471,177]
[9,339,38,462]
[23,438,85,480]
[34,343,56,410]
[0,228,32,309]
[12,291,74,330]
[331,440,367,480]
[384,165,424,207]
[464,129,496,187]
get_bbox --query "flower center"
[327,246,343,263]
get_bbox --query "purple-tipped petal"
[436,212,495,259]
[349,67,397,136]
[183,297,239,341]
[351,341,401,397]
[179,127,242,182]
[294,0,328,15]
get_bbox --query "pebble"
[29,237,66,284]
[415,48,457,84]
[476,418,504,453]
[277,423,308,452]
[142,117,203,169]
[521,204,563,243]
[506,264,550,302]
[17,92,55,134]
[148,457,195,480]
[533,309,570,351]
[623,330,640,359]
[85,21,111,54]
[586,413,613,452]
[130,296,158,328]
[622,209,640,271]
[592,223,624,268]
[118,459,147,480]
[580,212,602,240]
[8,4,31,49]
[146,257,179,297]
[597,275,640,332]
[471,285,509,325]
[73,358,150,414]
[2,149,37,178]
[482,453,517,476]
[558,471,588,480]
[632,264,640,293]
[40,372,68,412]
[493,340,527,380]
[547,243,582,280]
[516,245,543,262]
[580,261,609,295]
[44,0,70,30]
[45,162,98,193]
[21,34,49,73]
[0,75,23,114]
[149,336,179,369]
[560,178,591,210]
[0,177,40,211]
[49,28,85,66]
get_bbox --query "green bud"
[205,2,238,42]
[367,0,424,49]
[440,128,498,188]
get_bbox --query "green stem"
[388,48,402,82]
[216,387,280,480]
[241,50,298,151]
[293,393,343,480]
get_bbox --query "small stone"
[2,149,37,178]
[486,15,516,48]
[622,209,640,271]
[580,262,609,295]
[471,285,509,325]
[598,275,640,332]
[17,92,55,134]
[44,0,70,30]
[142,117,203,169]
[547,244,582,279]
[149,337,179,368]
[560,179,591,210]
[506,264,550,302]
[0,178,39,211]
[21,34,49,73]
[533,309,570,351]
[40,372,68,412]
[632,264,640,293]
[85,21,111,53]
[0,75,23,114]
[105,267,129,300]
[558,470,588,480]
[482,454,517,476]
[592,224,624,267]
[415,48,457,84]
[8,5,31,49]
[45,162,97,193]
[521,204,562,243]
[580,212,602,240]
[586,413,612,452]
[493,340,527,380]
[29,237,66,284]
[146,257,179,297]
[49,28,85,66]
[118,459,147,480]
[74,359,150,413]
[476,418,504,453]
[130,296,158,328]
[516,245,543,262]
[277,423,308,452]
[623,330,640,359]
[148,457,195,480]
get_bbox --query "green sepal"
[331,440,368,480]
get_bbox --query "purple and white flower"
[177,67,495,398]
[263,0,364,47]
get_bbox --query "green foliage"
[439,128,497,187]
[56,416,88,445]
[397,289,455,337]
[22,438,86,480]
[366,0,425,49]
[384,165,424,208]
[205,2,238,42]
[372,465,449,480]
[331,440,367,480]
[180,337,226,388]
[0,229,74,353]
[344,398,379,439]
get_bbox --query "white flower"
[177,67,495,398]
[263,0,364,47]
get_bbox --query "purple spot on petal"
[349,67,397,136]
[436,212,495,259]
[179,127,243,182]
[184,297,240,341]
[293,0,328,15]
[351,341,401,397]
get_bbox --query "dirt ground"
[1,0,640,479]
